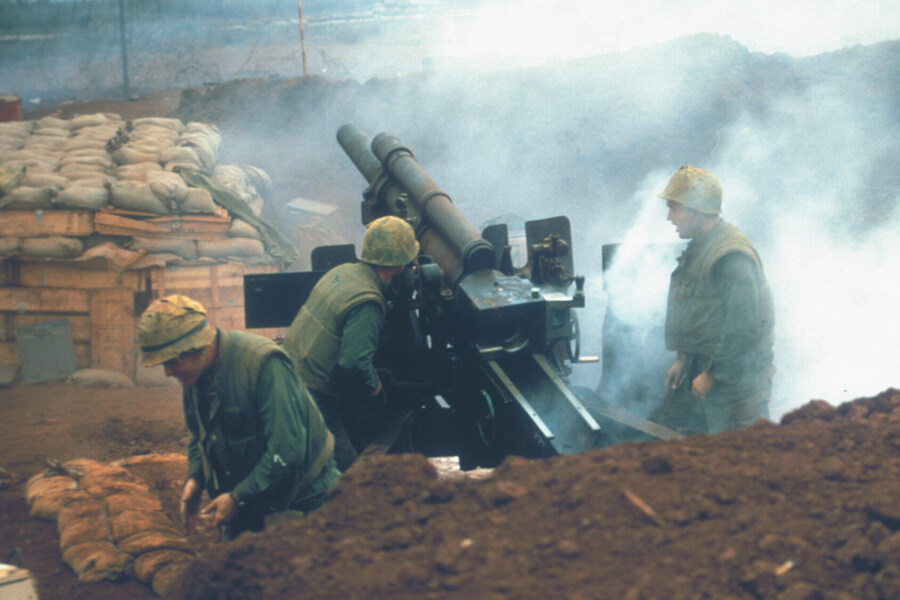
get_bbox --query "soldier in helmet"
[657,166,775,434]
[282,215,420,471]
[137,294,340,541]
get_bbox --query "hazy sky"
[427,0,900,66]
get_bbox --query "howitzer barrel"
[337,123,384,187]
[370,132,495,276]
[337,124,495,284]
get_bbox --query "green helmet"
[360,216,419,267]
[137,294,216,367]
[658,165,722,215]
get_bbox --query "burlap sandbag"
[24,474,88,521]
[0,237,20,255]
[68,113,122,131]
[118,530,193,556]
[29,487,92,521]
[79,467,150,498]
[62,541,132,583]
[115,453,186,469]
[62,457,110,476]
[152,561,191,597]
[58,513,113,551]
[109,510,183,541]
[147,171,188,203]
[0,121,34,137]
[131,128,180,145]
[112,145,160,166]
[32,126,70,138]
[177,186,217,214]
[105,490,164,516]
[54,184,109,211]
[0,133,24,149]
[56,499,108,532]
[108,180,171,214]
[20,236,83,259]
[130,237,197,260]
[116,162,163,181]
[131,117,184,133]
[159,145,201,169]
[3,185,56,209]
[57,163,109,180]
[69,367,135,388]
[197,238,265,259]
[64,137,112,153]
[133,548,194,584]
[20,171,68,188]
[60,152,115,171]
[228,218,261,240]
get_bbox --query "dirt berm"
[170,389,900,600]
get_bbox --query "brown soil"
[5,380,900,600]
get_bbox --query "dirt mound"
[169,389,900,600]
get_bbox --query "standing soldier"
[282,215,420,471]
[137,294,340,541]
[657,166,775,434]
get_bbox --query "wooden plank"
[90,288,136,375]
[0,210,94,237]
[94,210,228,240]
[12,314,91,342]
[0,287,89,313]
[17,261,141,290]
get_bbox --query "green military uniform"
[184,329,340,540]
[659,220,775,434]
[282,261,388,471]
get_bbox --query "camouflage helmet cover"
[360,215,420,267]
[137,294,216,367]
[658,165,723,215]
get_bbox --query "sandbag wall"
[0,114,285,382]
[25,455,197,596]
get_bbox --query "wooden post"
[297,0,308,77]
[117,0,131,98]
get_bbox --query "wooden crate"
[0,287,90,313]
[149,261,283,340]
[16,261,141,290]
[90,288,136,375]
[94,209,229,240]
[0,210,94,237]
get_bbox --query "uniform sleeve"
[334,301,383,395]
[708,252,762,385]
[181,388,205,486]
[230,354,313,502]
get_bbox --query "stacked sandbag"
[0,112,277,265]
[0,113,124,213]
[211,164,268,216]
[24,456,195,595]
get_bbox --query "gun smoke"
[2,1,898,423]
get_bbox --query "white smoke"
[598,81,900,421]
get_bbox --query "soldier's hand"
[180,478,203,532]
[691,371,715,400]
[664,359,683,394]
[200,492,239,528]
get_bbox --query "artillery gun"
[245,124,679,469]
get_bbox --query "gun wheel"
[566,311,581,362]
